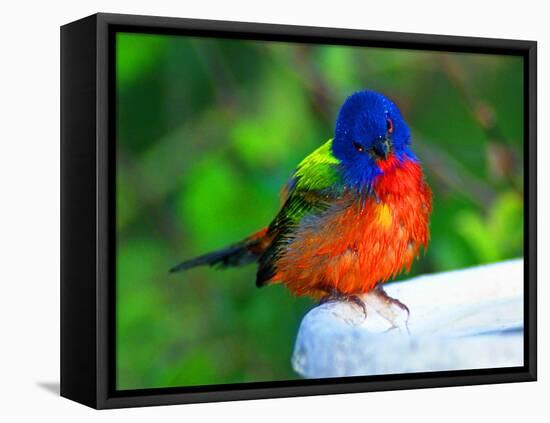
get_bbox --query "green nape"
[274,139,343,224]
[293,139,341,191]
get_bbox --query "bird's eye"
[353,141,365,153]
[386,117,394,134]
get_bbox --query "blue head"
[332,90,415,192]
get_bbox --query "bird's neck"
[373,156,424,199]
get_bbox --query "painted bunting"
[171,90,432,316]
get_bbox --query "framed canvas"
[60,12,537,409]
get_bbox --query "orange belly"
[271,160,432,298]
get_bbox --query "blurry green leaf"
[317,47,358,93]
[455,210,500,263]
[491,191,524,249]
[161,351,218,387]
[117,33,167,88]
[176,155,274,252]
[230,66,318,169]
[455,191,523,263]
[116,166,137,229]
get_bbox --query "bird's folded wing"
[256,139,344,286]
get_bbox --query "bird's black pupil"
[353,142,364,153]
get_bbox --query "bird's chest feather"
[277,159,431,296]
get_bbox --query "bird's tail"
[169,228,269,273]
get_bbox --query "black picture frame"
[60,12,537,409]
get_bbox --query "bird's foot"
[363,285,411,334]
[320,289,368,320]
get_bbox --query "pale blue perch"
[292,259,524,378]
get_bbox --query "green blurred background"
[115,32,524,390]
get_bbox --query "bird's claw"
[321,289,368,320]
[364,285,411,334]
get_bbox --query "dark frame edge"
[96,12,112,411]
[93,12,536,50]
[60,14,99,409]
[99,370,535,409]
[526,41,537,381]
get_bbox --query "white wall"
[1,1,546,421]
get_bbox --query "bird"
[170,90,432,320]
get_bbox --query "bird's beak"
[372,136,392,160]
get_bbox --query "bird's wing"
[256,139,344,286]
